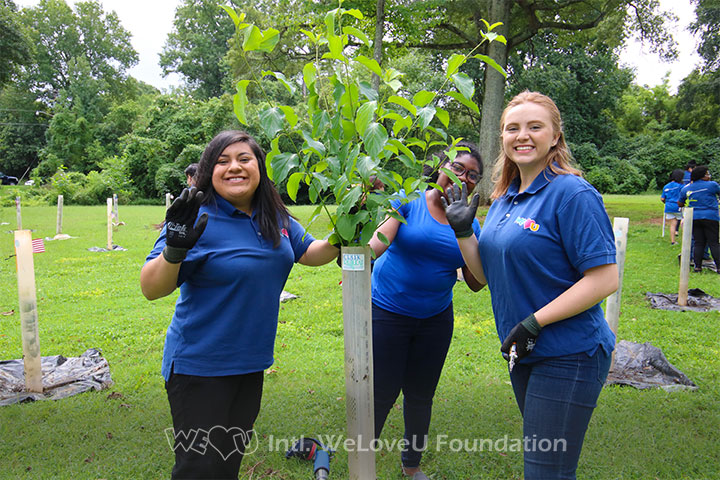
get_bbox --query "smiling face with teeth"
[501,101,561,177]
[211,141,261,214]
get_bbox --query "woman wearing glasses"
[368,141,484,480]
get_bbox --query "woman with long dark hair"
[141,130,338,479]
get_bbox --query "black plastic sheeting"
[0,348,113,406]
[606,340,697,391]
[646,288,720,312]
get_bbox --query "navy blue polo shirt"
[679,180,720,221]
[661,181,682,214]
[477,169,616,360]
[146,194,314,380]
[372,192,481,318]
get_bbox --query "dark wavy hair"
[422,141,483,188]
[194,131,290,247]
[670,169,684,183]
[691,165,708,182]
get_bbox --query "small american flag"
[31,238,45,253]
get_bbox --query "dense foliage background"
[1,0,719,205]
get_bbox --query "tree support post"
[16,196,22,230]
[678,207,694,306]
[341,245,376,479]
[106,198,113,250]
[56,195,64,235]
[14,230,42,393]
[605,217,629,370]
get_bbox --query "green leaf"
[279,105,298,128]
[270,152,298,184]
[357,155,379,180]
[356,55,383,77]
[362,122,388,159]
[386,79,402,92]
[286,172,304,202]
[417,105,437,129]
[435,107,449,128]
[324,8,337,34]
[242,25,263,51]
[446,53,465,78]
[343,26,369,46]
[413,90,436,108]
[441,167,462,186]
[388,96,416,116]
[300,29,317,43]
[377,231,389,246]
[259,107,285,137]
[262,71,296,95]
[326,34,345,60]
[302,131,326,157]
[472,54,507,78]
[265,137,281,178]
[452,72,475,100]
[233,80,250,125]
[303,63,317,89]
[446,91,480,114]
[335,214,358,242]
[258,28,279,53]
[355,101,376,136]
[220,5,240,27]
[388,139,416,163]
[381,112,412,135]
[358,80,378,101]
[341,8,363,20]
[338,185,363,214]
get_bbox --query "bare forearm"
[456,235,487,285]
[534,263,618,327]
[140,255,181,300]
[298,240,339,266]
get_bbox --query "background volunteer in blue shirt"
[660,169,684,245]
[141,131,339,480]
[679,165,720,273]
[368,142,484,480]
[443,91,618,479]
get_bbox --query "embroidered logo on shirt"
[281,228,289,238]
[514,216,540,232]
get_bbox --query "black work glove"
[441,182,479,238]
[501,314,542,361]
[162,187,209,264]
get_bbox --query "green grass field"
[0,194,718,479]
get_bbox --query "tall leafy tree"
[692,0,720,70]
[160,0,236,99]
[19,0,138,102]
[0,0,32,87]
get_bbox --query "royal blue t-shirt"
[146,194,314,380]
[372,192,481,318]
[477,170,616,360]
[661,181,682,214]
[683,171,692,185]
[679,180,720,221]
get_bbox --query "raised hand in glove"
[500,314,542,361]
[163,187,209,264]
[440,182,480,238]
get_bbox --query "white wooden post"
[14,230,42,392]
[106,198,113,250]
[605,217,629,369]
[166,193,172,210]
[341,245,376,479]
[661,213,665,237]
[56,195,63,235]
[678,207,694,306]
[113,193,119,223]
[15,196,22,230]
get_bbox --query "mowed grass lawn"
[0,194,718,479]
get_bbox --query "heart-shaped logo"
[207,426,244,460]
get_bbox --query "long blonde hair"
[491,91,581,199]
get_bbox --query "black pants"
[692,219,720,269]
[372,303,454,468]
[165,371,264,479]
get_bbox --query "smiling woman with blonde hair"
[443,91,618,479]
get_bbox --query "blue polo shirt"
[661,181,682,214]
[683,171,691,185]
[679,180,720,221]
[477,170,616,360]
[372,192,481,318]
[146,194,314,380]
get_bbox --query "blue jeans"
[510,349,611,480]
[372,303,454,468]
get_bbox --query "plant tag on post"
[342,253,365,271]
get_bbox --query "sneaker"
[670,242,677,245]
[694,268,703,273]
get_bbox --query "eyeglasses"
[447,161,481,183]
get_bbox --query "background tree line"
[1,0,719,205]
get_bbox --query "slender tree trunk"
[477,0,510,204]
[372,0,385,92]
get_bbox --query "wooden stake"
[107,198,113,250]
[56,195,64,235]
[16,196,22,230]
[661,212,665,237]
[113,193,119,223]
[14,230,42,392]
[605,217,629,369]
[341,245,376,479]
[166,193,172,210]
[678,207,694,306]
